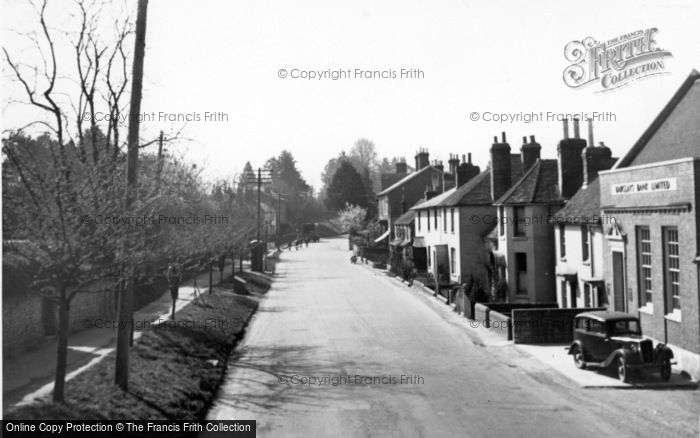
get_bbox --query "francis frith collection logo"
[563,28,672,92]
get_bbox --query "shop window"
[581,225,590,262]
[663,227,680,312]
[636,227,652,307]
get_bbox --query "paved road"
[208,238,698,438]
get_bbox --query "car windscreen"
[609,320,641,336]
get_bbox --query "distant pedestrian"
[288,239,293,251]
[305,238,309,247]
[166,261,182,320]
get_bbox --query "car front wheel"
[616,356,630,383]
[660,360,672,381]
[572,346,586,369]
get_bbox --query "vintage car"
[568,311,674,382]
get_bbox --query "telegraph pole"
[257,168,262,241]
[115,0,148,391]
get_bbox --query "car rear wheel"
[616,356,630,383]
[660,360,672,381]
[572,345,586,369]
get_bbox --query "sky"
[3,0,700,191]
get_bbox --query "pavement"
[3,259,244,409]
[208,237,699,438]
[386,270,697,390]
[515,343,698,389]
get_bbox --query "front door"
[435,245,450,285]
[569,279,577,308]
[612,251,625,312]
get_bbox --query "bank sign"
[611,178,677,195]
[563,28,672,92]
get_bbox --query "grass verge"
[5,273,271,420]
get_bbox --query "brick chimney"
[557,118,586,199]
[582,121,613,186]
[456,153,480,187]
[415,148,430,170]
[581,120,614,187]
[424,184,438,200]
[432,159,444,172]
[490,132,512,201]
[448,154,460,175]
[521,135,541,171]
[395,157,407,174]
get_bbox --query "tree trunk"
[53,295,70,403]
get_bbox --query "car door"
[575,317,593,357]
[585,318,610,361]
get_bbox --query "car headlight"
[629,344,638,353]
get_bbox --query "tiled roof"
[494,159,562,205]
[380,173,406,191]
[551,178,601,225]
[377,165,440,196]
[394,209,417,225]
[412,154,524,209]
[616,69,700,168]
[410,186,457,210]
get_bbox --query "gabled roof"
[410,186,457,210]
[551,178,601,225]
[380,173,406,191]
[394,209,416,225]
[377,165,441,196]
[616,69,700,168]
[411,154,524,209]
[495,159,562,206]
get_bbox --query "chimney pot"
[490,135,511,201]
[521,134,541,171]
[563,119,569,139]
[588,119,594,147]
[467,153,472,163]
[493,135,498,143]
[573,118,580,139]
[501,132,506,143]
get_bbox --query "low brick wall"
[2,293,44,357]
[512,307,606,344]
[2,282,117,358]
[474,303,490,328]
[485,302,558,316]
[488,309,512,340]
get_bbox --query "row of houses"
[376,70,700,379]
